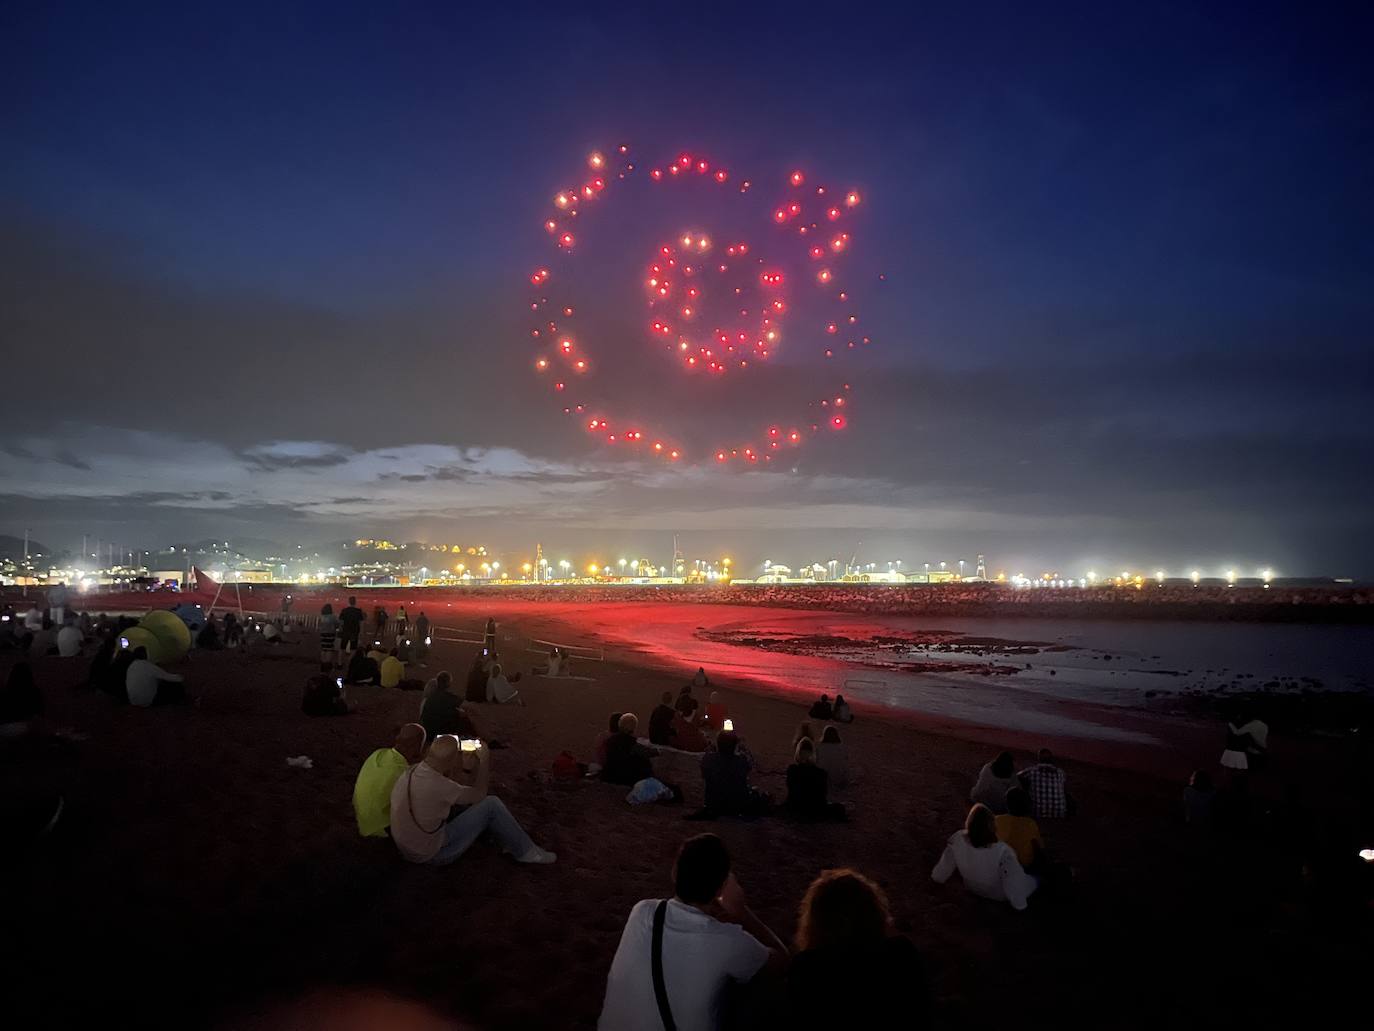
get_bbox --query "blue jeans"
[427,796,535,865]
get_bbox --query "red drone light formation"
[526,144,872,465]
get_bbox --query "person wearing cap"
[388,735,555,866]
[353,724,427,837]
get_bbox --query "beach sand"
[2,604,1369,1029]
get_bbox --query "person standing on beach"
[483,616,497,653]
[317,603,339,670]
[598,833,787,1031]
[338,597,364,653]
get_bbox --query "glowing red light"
[845,191,861,207]
[559,233,575,247]
[651,168,663,180]
[790,170,804,186]
[831,415,846,429]
[714,169,728,182]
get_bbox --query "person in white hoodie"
[124,647,185,707]
[931,803,1037,911]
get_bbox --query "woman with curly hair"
[787,868,930,1026]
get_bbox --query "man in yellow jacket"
[353,723,427,837]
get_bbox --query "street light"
[618,558,627,571]
[958,559,965,578]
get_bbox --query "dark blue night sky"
[3,2,1372,576]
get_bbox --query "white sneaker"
[516,846,557,864]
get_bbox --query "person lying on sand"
[353,723,426,837]
[598,833,787,1031]
[931,803,1037,911]
[388,735,554,866]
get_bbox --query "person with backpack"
[598,833,787,1030]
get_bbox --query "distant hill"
[0,534,51,562]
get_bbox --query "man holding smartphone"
[388,735,555,866]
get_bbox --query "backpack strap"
[651,900,677,1031]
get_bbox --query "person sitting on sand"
[794,721,817,751]
[808,694,833,720]
[302,673,352,717]
[420,671,484,743]
[598,833,787,1031]
[1183,769,1216,828]
[816,726,849,789]
[675,684,700,721]
[1220,717,1252,773]
[195,619,221,651]
[353,723,426,837]
[595,712,623,767]
[699,731,770,818]
[971,751,1020,814]
[832,694,853,724]
[1239,712,1269,769]
[1019,748,1073,818]
[602,713,657,785]
[785,739,846,822]
[995,786,1044,871]
[85,636,116,692]
[544,647,564,677]
[103,645,137,701]
[649,691,678,746]
[464,653,488,702]
[486,663,523,705]
[345,646,380,685]
[56,622,83,658]
[931,803,1038,911]
[671,711,709,752]
[787,869,930,1027]
[380,648,405,689]
[703,691,728,731]
[389,735,555,866]
[125,647,185,707]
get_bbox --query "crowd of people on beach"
[4,584,1370,1030]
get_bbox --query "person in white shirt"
[388,734,554,866]
[1238,713,1269,765]
[486,663,524,705]
[125,648,186,707]
[931,803,1038,911]
[23,606,44,633]
[598,833,788,1031]
[56,624,83,658]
